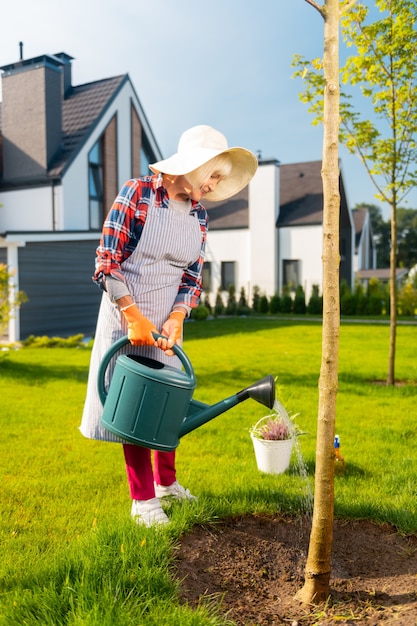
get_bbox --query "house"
[352,207,410,289]
[352,207,376,273]
[1,50,358,343]
[0,51,162,341]
[203,159,354,306]
[355,267,408,289]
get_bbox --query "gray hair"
[185,153,233,189]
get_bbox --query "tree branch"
[340,118,389,204]
[304,0,325,17]
[340,0,357,15]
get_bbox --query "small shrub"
[191,305,210,321]
[225,285,237,315]
[270,294,281,314]
[258,294,269,314]
[251,285,261,312]
[281,294,293,313]
[293,285,306,314]
[22,334,87,348]
[214,288,225,317]
[237,303,251,316]
[366,278,384,315]
[340,279,351,300]
[341,292,356,315]
[237,287,251,315]
[0,264,28,336]
[307,285,322,315]
[354,284,367,315]
[366,295,383,316]
[398,282,417,316]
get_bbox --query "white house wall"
[279,224,322,297]
[204,229,251,303]
[0,186,53,231]
[61,82,141,230]
[249,162,279,297]
[203,162,280,306]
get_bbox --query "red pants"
[123,443,176,500]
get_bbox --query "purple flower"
[260,418,290,440]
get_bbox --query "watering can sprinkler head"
[236,375,275,410]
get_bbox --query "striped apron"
[79,198,202,442]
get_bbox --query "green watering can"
[98,334,275,452]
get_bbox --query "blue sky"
[2,0,415,219]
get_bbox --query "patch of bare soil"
[175,515,417,625]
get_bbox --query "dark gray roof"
[49,74,127,176]
[205,160,329,230]
[352,207,367,233]
[203,187,249,229]
[355,268,408,282]
[352,207,368,249]
[278,161,324,226]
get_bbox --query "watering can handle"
[151,332,195,380]
[97,333,195,405]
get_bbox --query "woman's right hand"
[120,303,158,346]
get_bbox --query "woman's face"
[185,172,224,202]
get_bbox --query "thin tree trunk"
[296,0,340,604]
[387,198,397,385]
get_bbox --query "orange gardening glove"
[121,304,158,346]
[159,310,186,356]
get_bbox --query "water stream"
[272,398,314,513]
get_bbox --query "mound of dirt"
[175,514,417,625]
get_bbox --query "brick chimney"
[0,52,73,181]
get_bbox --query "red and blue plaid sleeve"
[93,178,153,285]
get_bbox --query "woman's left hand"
[158,310,186,356]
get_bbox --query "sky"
[1,0,415,220]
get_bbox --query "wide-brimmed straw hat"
[149,125,258,202]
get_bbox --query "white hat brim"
[149,147,258,202]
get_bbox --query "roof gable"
[48,74,127,176]
[278,161,324,226]
[352,206,368,248]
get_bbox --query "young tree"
[294,0,417,384]
[0,264,27,340]
[295,0,356,605]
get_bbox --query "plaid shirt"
[94,175,208,309]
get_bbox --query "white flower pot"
[250,434,294,474]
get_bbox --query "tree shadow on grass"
[192,368,320,394]
[0,359,88,384]
[184,316,320,341]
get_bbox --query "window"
[221,261,235,290]
[282,260,300,289]
[88,139,104,230]
[202,261,212,292]
[140,131,154,176]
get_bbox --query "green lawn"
[0,318,416,624]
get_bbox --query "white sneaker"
[131,497,170,527]
[154,480,197,501]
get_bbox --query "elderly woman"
[80,125,257,526]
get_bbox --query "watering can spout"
[178,375,275,438]
[236,375,275,410]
